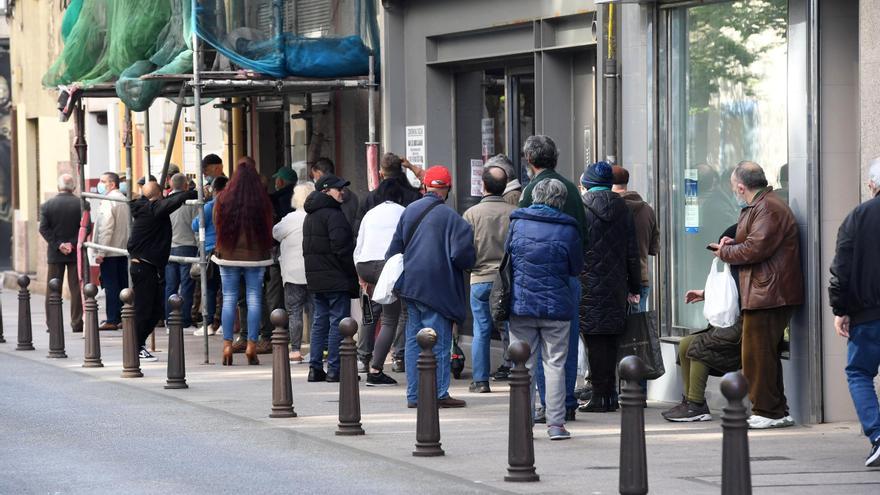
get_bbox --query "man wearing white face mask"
[709,161,803,429]
[94,171,130,330]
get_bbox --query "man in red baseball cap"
[386,165,476,408]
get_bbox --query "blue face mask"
[119,182,128,196]
[97,182,107,195]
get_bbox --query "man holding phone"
[709,161,803,429]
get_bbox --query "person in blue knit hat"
[577,161,642,413]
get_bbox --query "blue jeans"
[219,265,264,342]
[638,285,650,313]
[165,246,198,327]
[470,282,493,382]
[404,300,453,404]
[310,292,350,375]
[99,256,128,324]
[846,319,880,445]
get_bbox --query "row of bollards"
[1,278,752,492]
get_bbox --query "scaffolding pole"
[144,108,153,178]
[366,54,379,191]
[159,85,187,188]
[192,0,211,365]
[74,102,92,287]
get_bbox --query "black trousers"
[130,262,164,348]
[585,334,619,396]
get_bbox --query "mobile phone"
[706,244,717,251]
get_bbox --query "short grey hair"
[485,154,516,182]
[869,157,880,185]
[532,178,567,210]
[291,182,315,210]
[522,135,558,170]
[732,161,768,190]
[170,173,187,191]
[57,174,75,192]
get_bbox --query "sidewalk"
[1,289,878,494]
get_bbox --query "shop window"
[663,0,788,337]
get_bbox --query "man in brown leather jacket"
[710,161,803,429]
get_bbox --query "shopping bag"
[372,253,403,304]
[489,252,513,322]
[618,307,665,380]
[702,258,740,328]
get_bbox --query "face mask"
[204,175,214,186]
[96,183,107,195]
[119,182,128,196]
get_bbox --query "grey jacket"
[170,195,198,248]
[463,195,517,284]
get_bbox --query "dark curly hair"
[215,157,273,254]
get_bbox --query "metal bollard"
[165,294,188,389]
[82,283,103,368]
[337,317,364,435]
[269,308,296,418]
[413,328,444,457]
[505,341,539,482]
[120,289,143,378]
[618,355,648,495]
[46,278,67,358]
[16,275,34,351]
[721,371,752,495]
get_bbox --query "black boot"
[578,394,611,413]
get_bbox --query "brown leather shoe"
[438,396,467,408]
[232,338,247,353]
[98,322,119,331]
[255,339,273,355]
[245,340,260,365]
[222,339,234,366]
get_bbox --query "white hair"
[57,174,76,192]
[291,182,315,210]
[869,157,880,185]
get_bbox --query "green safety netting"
[43,0,380,112]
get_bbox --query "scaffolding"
[57,1,379,363]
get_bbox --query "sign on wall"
[405,125,425,168]
[470,159,484,197]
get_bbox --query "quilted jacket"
[508,205,583,321]
[579,190,641,335]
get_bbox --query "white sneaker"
[139,346,158,362]
[193,326,218,336]
[748,414,795,429]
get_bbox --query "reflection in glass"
[668,0,788,331]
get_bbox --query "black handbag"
[489,252,513,322]
[617,306,665,380]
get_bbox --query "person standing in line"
[128,181,197,361]
[164,173,199,330]
[303,174,359,382]
[611,166,659,311]
[386,166,475,409]
[829,158,880,467]
[463,166,517,393]
[354,153,422,374]
[309,157,360,229]
[93,171,129,331]
[191,175,228,336]
[273,182,315,364]
[507,178,583,440]
[710,161,803,429]
[578,161,641,413]
[39,174,84,333]
[485,154,523,206]
[213,158,274,366]
[202,153,225,185]
[518,135,588,421]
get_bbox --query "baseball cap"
[315,174,350,191]
[424,165,452,188]
[137,175,158,186]
[272,166,298,183]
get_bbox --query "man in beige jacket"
[463,166,517,393]
[93,171,130,330]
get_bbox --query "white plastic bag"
[372,253,404,304]
[703,258,740,328]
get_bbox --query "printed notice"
[481,118,495,158]
[471,159,484,197]
[405,126,426,168]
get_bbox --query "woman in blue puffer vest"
[506,178,583,439]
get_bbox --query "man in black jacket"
[303,174,358,383]
[830,158,880,467]
[128,182,197,361]
[39,174,84,332]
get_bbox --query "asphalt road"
[0,353,501,495]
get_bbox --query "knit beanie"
[581,161,614,188]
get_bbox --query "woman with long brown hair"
[213,157,274,365]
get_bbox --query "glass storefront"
[661,0,789,334]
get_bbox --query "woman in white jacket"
[273,182,315,363]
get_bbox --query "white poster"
[405,125,426,168]
[481,118,495,158]
[470,159,484,197]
